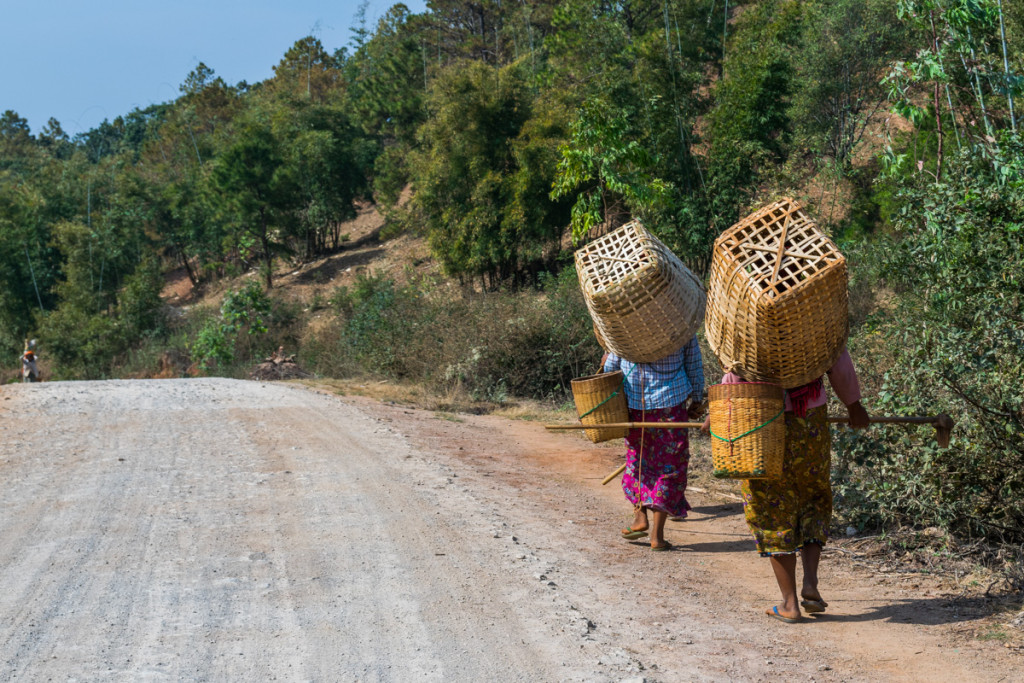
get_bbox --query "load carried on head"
[703,198,849,478]
[575,219,705,363]
[562,220,706,443]
[574,220,707,550]
[704,197,848,389]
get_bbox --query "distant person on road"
[702,348,868,623]
[21,339,39,383]
[602,336,704,551]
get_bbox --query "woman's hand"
[689,399,708,419]
[700,415,711,434]
[846,400,870,429]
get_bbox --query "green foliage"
[552,98,670,242]
[790,0,907,165]
[408,59,566,285]
[836,137,1024,543]
[544,1,725,271]
[281,104,368,256]
[345,5,426,146]
[330,272,412,375]
[36,255,166,380]
[190,282,272,370]
[268,36,343,103]
[316,267,601,400]
[710,0,801,162]
[210,122,299,288]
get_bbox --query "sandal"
[766,605,801,623]
[620,528,649,540]
[800,598,827,614]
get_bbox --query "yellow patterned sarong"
[741,405,832,555]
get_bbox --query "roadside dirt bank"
[0,379,1020,681]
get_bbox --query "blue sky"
[0,0,426,136]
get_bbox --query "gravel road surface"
[1,379,586,681]
[0,379,1018,682]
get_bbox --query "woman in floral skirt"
[603,335,704,551]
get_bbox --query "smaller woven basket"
[571,371,629,443]
[708,382,785,479]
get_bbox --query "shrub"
[311,267,603,402]
[190,281,272,370]
[37,258,167,380]
[834,137,1024,543]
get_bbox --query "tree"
[211,123,299,289]
[269,37,342,103]
[846,136,1024,543]
[38,118,73,159]
[545,1,722,270]
[551,98,670,241]
[344,4,429,205]
[409,59,563,285]
[284,105,367,257]
[0,174,49,355]
[0,110,38,173]
[791,0,908,167]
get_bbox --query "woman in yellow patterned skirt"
[704,349,869,622]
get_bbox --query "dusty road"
[0,379,1020,682]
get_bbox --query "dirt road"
[0,379,1019,681]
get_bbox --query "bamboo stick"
[545,422,703,430]
[602,463,627,485]
[547,414,954,448]
[546,416,945,430]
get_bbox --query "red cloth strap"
[787,378,823,418]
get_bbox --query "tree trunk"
[260,211,274,289]
[177,242,198,286]
[931,13,944,181]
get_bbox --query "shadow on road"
[807,596,997,626]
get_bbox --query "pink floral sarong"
[621,404,691,518]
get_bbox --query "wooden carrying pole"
[601,464,628,485]
[546,414,953,441]
[546,414,956,485]
[545,422,703,431]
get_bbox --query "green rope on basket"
[577,362,637,420]
[710,410,784,443]
[578,389,620,419]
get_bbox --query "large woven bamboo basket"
[576,220,705,363]
[709,382,785,479]
[705,198,848,389]
[593,321,609,352]
[571,371,629,443]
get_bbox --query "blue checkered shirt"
[602,336,704,410]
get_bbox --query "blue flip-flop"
[767,606,801,623]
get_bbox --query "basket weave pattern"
[576,221,705,363]
[572,371,629,443]
[705,198,848,389]
[709,382,784,479]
